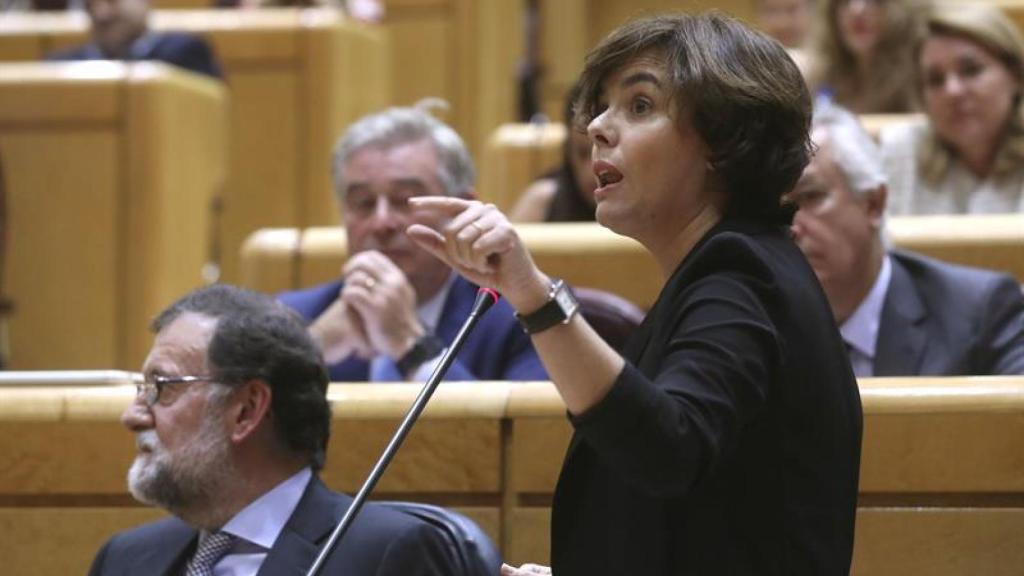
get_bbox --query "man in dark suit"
[788,102,1024,376]
[90,284,460,575]
[279,104,547,382]
[48,0,222,80]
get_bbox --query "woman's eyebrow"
[619,71,663,89]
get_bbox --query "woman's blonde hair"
[917,3,1024,183]
[809,0,924,113]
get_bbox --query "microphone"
[304,287,501,576]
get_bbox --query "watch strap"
[396,334,445,376]
[515,279,579,335]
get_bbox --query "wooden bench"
[141,0,524,165]
[240,223,663,307]
[0,8,390,282]
[478,115,927,212]
[240,215,1024,311]
[479,122,565,213]
[3,374,1023,574]
[0,61,226,371]
[503,377,1024,573]
[0,373,509,575]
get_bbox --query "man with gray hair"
[788,101,1024,376]
[279,104,546,382]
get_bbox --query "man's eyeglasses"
[134,374,217,406]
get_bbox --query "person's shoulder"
[278,280,343,321]
[341,501,463,572]
[684,220,797,282]
[667,220,826,312]
[879,117,929,149]
[111,515,191,544]
[151,31,210,50]
[148,32,223,79]
[91,516,193,570]
[46,43,91,61]
[891,250,1020,303]
[358,500,440,533]
[510,178,558,222]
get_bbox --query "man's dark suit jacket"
[88,476,458,575]
[876,251,1024,376]
[551,219,862,575]
[278,275,547,382]
[48,32,223,80]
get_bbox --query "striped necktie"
[184,531,235,576]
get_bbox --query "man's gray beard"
[127,412,234,523]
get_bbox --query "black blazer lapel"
[874,258,928,376]
[256,476,346,576]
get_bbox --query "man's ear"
[863,184,888,229]
[227,379,273,444]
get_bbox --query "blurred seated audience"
[1,0,68,10]
[758,0,814,49]
[788,101,1024,376]
[880,3,1024,214]
[48,0,223,80]
[806,0,922,113]
[278,103,547,382]
[214,0,383,22]
[510,84,596,222]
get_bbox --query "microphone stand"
[304,288,501,576]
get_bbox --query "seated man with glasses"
[90,284,463,575]
[278,102,547,382]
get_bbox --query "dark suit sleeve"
[496,326,548,380]
[88,537,113,576]
[442,328,547,381]
[979,276,1024,375]
[569,273,779,497]
[373,521,460,576]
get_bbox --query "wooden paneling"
[383,0,521,173]
[0,62,226,370]
[223,68,300,277]
[888,214,1024,283]
[1,131,120,369]
[479,123,565,213]
[851,508,1024,576]
[239,228,300,293]
[0,9,391,284]
[0,508,168,576]
[1,376,1024,574]
[243,222,663,308]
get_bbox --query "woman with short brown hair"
[410,12,862,575]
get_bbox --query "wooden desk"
[240,215,1024,311]
[2,375,1024,574]
[502,377,1024,573]
[0,61,226,370]
[0,8,390,282]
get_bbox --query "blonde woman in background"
[807,0,923,113]
[881,3,1024,214]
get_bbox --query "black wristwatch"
[515,279,580,335]
[396,334,445,377]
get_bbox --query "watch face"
[555,284,579,317]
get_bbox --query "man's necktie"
[184,531,235,576]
